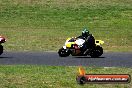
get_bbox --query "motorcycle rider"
[77,28,95,54]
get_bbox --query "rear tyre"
[58,47,70,57]
[90,46,103,58]
[0,45,3,55]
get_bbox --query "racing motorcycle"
[58,37,104,58]
[0,36,6,55]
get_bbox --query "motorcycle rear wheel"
[0,45,3,55]
[90,46,103,58]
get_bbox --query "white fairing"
[63,46,67,49]
[0,38,3,41]
[75,39,85,47]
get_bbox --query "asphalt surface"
[0,52,132,67]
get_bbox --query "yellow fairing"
[65,38,75,48]
[66,38,71,41]
[95,40,104,46]
[65,38,104,47]
[66,42,75,48]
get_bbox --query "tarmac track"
[0,52,132,67]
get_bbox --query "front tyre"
[0,45,3,55]
[58,47,70,57]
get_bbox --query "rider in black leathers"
[77,28,95,54]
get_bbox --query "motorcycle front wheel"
[58,47,70,57]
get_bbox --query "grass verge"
[0,65,131,88]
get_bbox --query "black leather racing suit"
[77,34,95,54]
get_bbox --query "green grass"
[0,65,131,88]
[0,0,132,51]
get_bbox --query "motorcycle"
[0,36,6,55]
[58,37,104,58]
